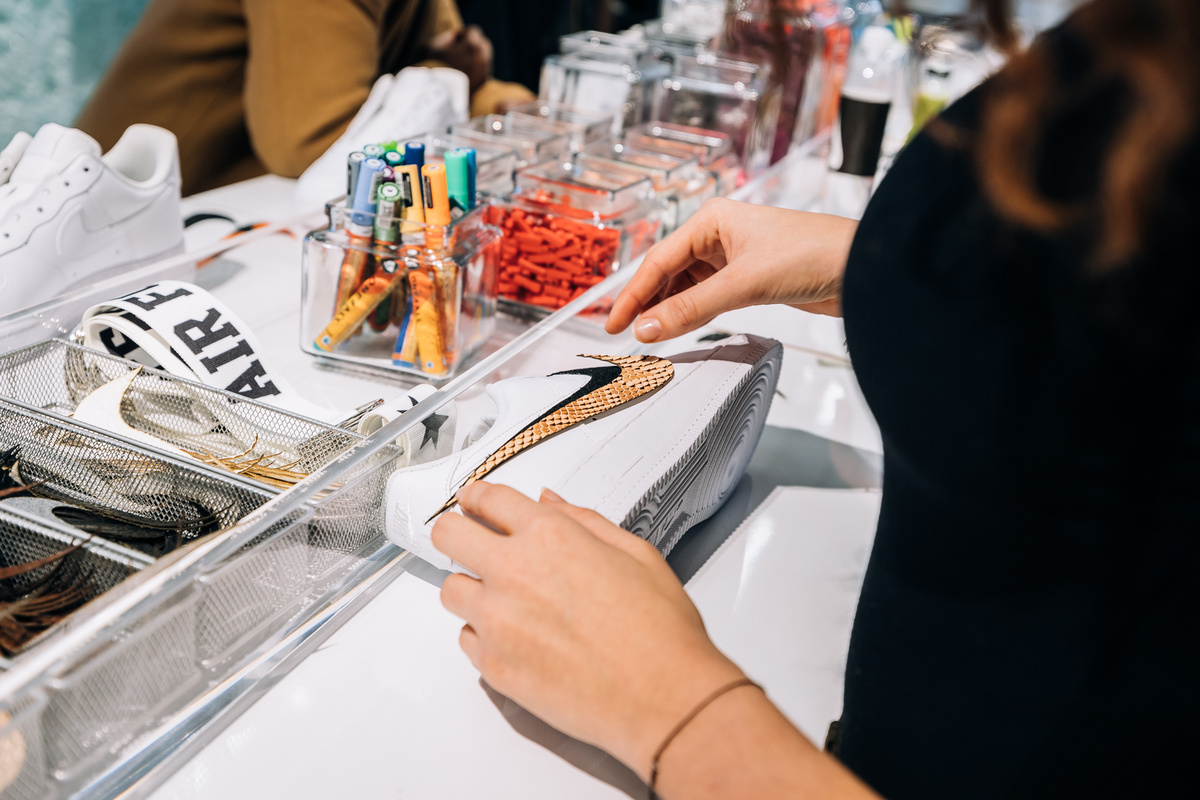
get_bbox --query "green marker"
[444,148,472,211]
[374,182,402,246]
[383,150,404,168]
[363,143,385,159]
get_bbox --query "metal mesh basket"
[0,341,361,474]
[0,693,49,800]
[306,450,393,581]
[0,510,149,666]
[195,508,312,669]
[0,398,272,539]
[44,591,201,783]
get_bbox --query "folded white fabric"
[386,334,783,572]
[294,67,469,208]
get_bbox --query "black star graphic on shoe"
[410,395,449,450]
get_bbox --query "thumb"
[633,263,750,343]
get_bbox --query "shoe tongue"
[10,123,101,184]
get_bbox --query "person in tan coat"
[76,0,533,195]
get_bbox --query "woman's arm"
[433,482,879,799]
[606,198,859,342]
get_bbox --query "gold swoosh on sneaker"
[428,354,674,521]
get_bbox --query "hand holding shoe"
[433,482,746,779]
[606,198,859,342]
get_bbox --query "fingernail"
[634,317,662,342]
[539,487,565,504]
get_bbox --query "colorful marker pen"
[363,143,386,159]
[383,150,404,168]
[444,149,472,212]
[404,142,425,174]
[421,163,452,227]
[374,182,402,248]
[370,185,400,333]
[463,148,477,207]
[347,151,366,200]
[397,164,425,233]
[420,163,456,367]
[336,157,385,308]
[316,259,402,351]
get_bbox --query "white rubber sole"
[620,336,782,554]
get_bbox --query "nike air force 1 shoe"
[386,333,783,572]
[0,123,185,315]
[0,131,32,185]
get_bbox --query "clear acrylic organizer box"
[577,143,716,234]
[300,201,502,382]
[448,116,572,170]
[503,102,614,150]
[652,53,780,178]
[624,120,743,196]
[484,158,662,316]
[400,131,519,197]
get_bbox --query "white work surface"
[147,170,884,799]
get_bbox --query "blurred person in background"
[76,0,533,195]
[432,0,1200,797]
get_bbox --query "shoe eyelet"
[83,166,90,172]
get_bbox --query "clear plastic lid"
[640,18,718,56]
[404,131,518,195]
[558,30,669,73]
[514,158,655,219]
[503,102,614,149]
[578,142,702,191]
[667,53,769,100]
[448,116,571,169]
[624,121,733,165]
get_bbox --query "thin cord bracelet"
[648,677,764,798]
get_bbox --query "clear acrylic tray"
[0,144,800,800]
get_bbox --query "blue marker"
[403,142,425,173]
[351,158,385,226]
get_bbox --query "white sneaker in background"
[0,131,32,185]
[0,123,185,315]
[386,334,783,572]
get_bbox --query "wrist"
[610,651,747,782]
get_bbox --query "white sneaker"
[0,123,184,315]
[385,334,783,572]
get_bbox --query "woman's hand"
[606,198,859,343]
[432,483,745,779]
[433,483,882,799]
[427,25,493,93]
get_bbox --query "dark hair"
[976,0,1200,266]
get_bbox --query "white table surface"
[144,168,883,799]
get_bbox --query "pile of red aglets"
[486,205,621,310]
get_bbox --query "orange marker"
[315,259,401,352]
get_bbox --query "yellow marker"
[398,165,425,234]
[408,268,447,375]
[314,260,402,352]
